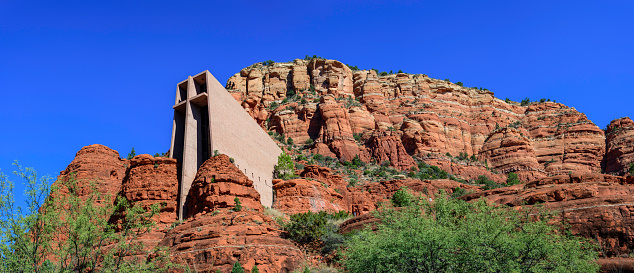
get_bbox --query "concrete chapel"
[169,70,281,220]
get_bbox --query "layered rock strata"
[228,59,609,178]
[185,154,263,218]
[605,117,634,175]
[57,144,127,202]
[121,154,178,224]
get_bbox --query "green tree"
[251,264,259,273]
[343,194,600,273]
[233,197,242,212]
[231,261,244,273]
[391,187,412,207]
[274,152,295,180]
[0,162,174,273]
[506,172,522,186]
[127,147,136,160]
[629,163,634,175]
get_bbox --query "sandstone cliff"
[228,58,618,179]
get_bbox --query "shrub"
[520,97,531,106]
[287,137,294,145]
[343,194,600,273]
[0,163,174,272]
[251,265,259,273]
[305,138,314,146]
[351,155,364,167]
[127,147,136,159]
[630,163,634,175]
[391,187,412,207]
[284,211,329,245]
[506,172,522,186]
[451,187,468,198]
[232,261,244,273]
[456,81,464,87]
[233,197,242,212]
[476,175,500,190]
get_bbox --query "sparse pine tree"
[233,197,242,212]
[232,261,244,273]
[127,147,136,159]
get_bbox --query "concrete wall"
[205,71,281,208]
[170,71,281,219]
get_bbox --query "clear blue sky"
[1,1,633,188]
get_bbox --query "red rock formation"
[272,178,345,215]
[366,132,416,171]
[230,59,608,179]
[57,144,127,201]
[605,117,634,175]
[522,102,605,175]
[158,210,304,273]
[479,127,545,181]
[424,158,506,184]
[316,95,365,162]
[186,154,263,218]
[340,178,480,232]
[461,172,634,257]
[121,154,178,224]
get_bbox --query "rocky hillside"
[48,58,634,272]
[227,58,633,182]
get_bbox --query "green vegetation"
[233,197,243,212]
[251,265,259,273]
[283,211,349,247]
[127,147,136,159]
[456,81,464,87]
[347,64,360,71]
[520,97,531,106]
[391,187,413,207]
[506,172,522,185]
[232,261,244,273]
[304,55,324,61]
[275,152,296,180]
[630,163,634,175]
[0,163,175,272]
[476,175,500,190]
[262,60,274,66]
[343,194,600,273]
[287,137,294,145]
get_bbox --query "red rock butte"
[170,70,282,219]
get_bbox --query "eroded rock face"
[57,144,127,201]
[479,127,545,181]
[317,95,365,162]
[158,210,304,273]
[522,103,605,175]
[121,154,178,224]
[461,172,634,257]
[272,178,345,215]
[186,154,263,218]
[230,60,609,178]
[605,117,634,175]
[366,132,416,171]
